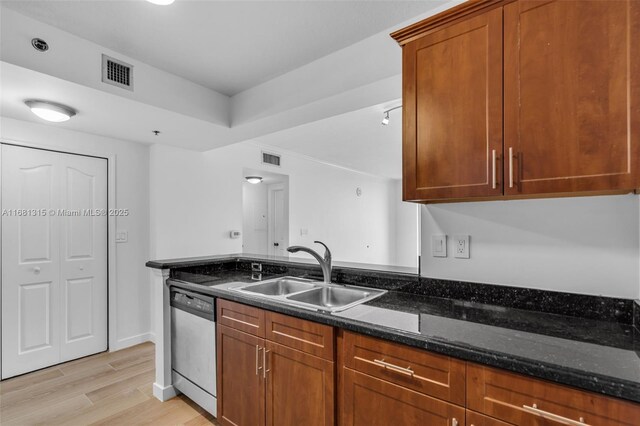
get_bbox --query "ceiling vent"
[102,54,133,91]
[262,152,281,167]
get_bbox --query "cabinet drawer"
[467,363,640,426]
[217,299,265,337]
[466,410,512,426]
[342,331,465,405]
[342,368,465,426]
[265,311,334,360]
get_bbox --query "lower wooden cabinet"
[341,368,465,426]
[265,341,334,426]
[467,364,640,426]
[466,410,513,426]
[217,324,265,426]
[216,300,334,426]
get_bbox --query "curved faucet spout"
[287,241,332,283]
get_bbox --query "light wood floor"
[0,342,220,425]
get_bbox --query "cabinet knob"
[33,266,41,274]
[451,418,458,426]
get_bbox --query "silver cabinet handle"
[491,149,497,189]
[451,418,458,426]
[255,345,262,376]
[373,359,414,377]
[508,147,514,188]
[263,349,270,379]
[522,404,590,426]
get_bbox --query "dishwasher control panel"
[170,288,215,320]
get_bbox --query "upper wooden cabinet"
[392,0,639,203]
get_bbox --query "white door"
[1,144,108,378]
[268,184,288,257]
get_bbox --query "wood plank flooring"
[0,342,219,425]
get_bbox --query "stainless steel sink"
[232,276,386,313]
[238,278,317,296]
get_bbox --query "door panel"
[403,8,503,201]
[19,281,53,352]
[2,145,61,378]
[217,324,265,426]
[59,154,107,361]
[2,144,108,378]
[504,0,639,194]
[266,341,334,426]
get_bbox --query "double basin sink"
[232,276,386,313]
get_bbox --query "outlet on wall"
[453,235,470,259]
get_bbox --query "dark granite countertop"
[167,269,640,404]
[146,253,418,275]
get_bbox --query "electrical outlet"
[432,235,447,257]
[453,235,470,258]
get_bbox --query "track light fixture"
[381,105,402,126]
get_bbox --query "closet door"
[59,153,108,362]
[1,145,62,377]
[1,144,108,378]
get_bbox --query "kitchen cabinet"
[342,368,465,426]
[341,331,466,426]
[392,0,639,203]
[467,363,640,426]
[216,300,334,426]
[217,324,265,426]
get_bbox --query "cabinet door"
[217,324,265,426]
[265,341,334,426]
[504,0,640,195]
[403,7,503,201]
[342,368,465,426]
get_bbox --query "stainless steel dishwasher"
[170,287,216,416]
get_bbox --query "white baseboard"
[110,332,153,351]
[153,383,179,401]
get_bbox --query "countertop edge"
[168,278,640,404]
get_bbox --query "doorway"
[1,144,108,378]
[242,169,289,256]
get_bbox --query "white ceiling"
[253,102,403,179]
[2,0,442,96]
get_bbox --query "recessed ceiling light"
[146,0,175,5]
[245,176,263,184]
[24,100,76,122]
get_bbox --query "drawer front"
[342,368,465,426]
[467,364,640,426]
[342,331,465,405]
[466,410,513,426]
[217,299,265,337]
[265,311,334,360]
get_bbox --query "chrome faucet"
[287,241,332,283]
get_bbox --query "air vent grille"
[262,152,281,166]
[102,54,133,91]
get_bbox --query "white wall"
[149,142,411,266]
[0,116,152,348]
[392,179,419,268]
[420,195,640,299]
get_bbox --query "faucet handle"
[313,240,332,262]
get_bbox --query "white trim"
[0,139,119,353]
[110,332,154,352]
[153,383,178,402]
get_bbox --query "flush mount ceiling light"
[25,100,76,122]
[381,105,402,126]
[146,0,175,5]
[245,176,263,184]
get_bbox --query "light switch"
[432,235,447,257]
[116,230,128,243]
[453,235,470,258]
